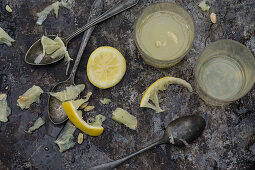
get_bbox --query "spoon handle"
[88,139,164,170]
[69,0,103,81]
[65,0,139,42]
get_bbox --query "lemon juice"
[136,11,191,61]
[135,3,195,68]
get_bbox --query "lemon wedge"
[87,46,126,89]
[62,101,104,136]
[140,77,193,113]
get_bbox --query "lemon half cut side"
[87,46,126,89]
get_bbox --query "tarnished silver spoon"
[48,0,103,124]
[25,0,140,65]
[88,115,206,170]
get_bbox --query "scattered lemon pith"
[62,101,104,136]
[87,46,126,89]
[140,76,193,113]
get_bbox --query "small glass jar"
[134,2,195,68]
[195,39,255,106]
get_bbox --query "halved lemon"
[62,101,104,136]
[140,77,193,113]
[87,46,126,89]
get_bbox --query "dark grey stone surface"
[0,0,255,169]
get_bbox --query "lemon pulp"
[87,46,126,89]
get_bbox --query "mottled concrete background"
[0,0,255,169]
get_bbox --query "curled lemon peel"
[140,77,193,113]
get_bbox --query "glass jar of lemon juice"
[195,39,255,106]
[134,2,195,68]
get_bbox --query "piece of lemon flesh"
[198,0,210,12]
[52,1,60,18]
[140,77,193,113]
[53,36,72,62]
[50,84,85,102]
[0,94,11,122]
[87,114,106,127]
[41,36,72,63]
[112,108,137,130]
[36,2,57,25]
[49,46,67,59]
[17,85,44,110]
[100,98,111,105]
[87,46,126,89]
[0,27,15,47]
[41,36,60,55]
[27,117,45,134]
[71,98,87,109]
[36,0,74,25]
[62,101,104,136]
[55,121,76,152]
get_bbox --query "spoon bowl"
[164,114,206,146]
[25,35,67,65]
[48,79,73,124]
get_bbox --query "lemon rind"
[140,76,193,113]
[62,101,104,136]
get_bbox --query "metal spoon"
[25,0,140,65]
[48,0,103,124]
[88,115,206,170]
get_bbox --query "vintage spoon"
[48,0,103,124]
[25,0,140,65]
[88,115,206,170]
